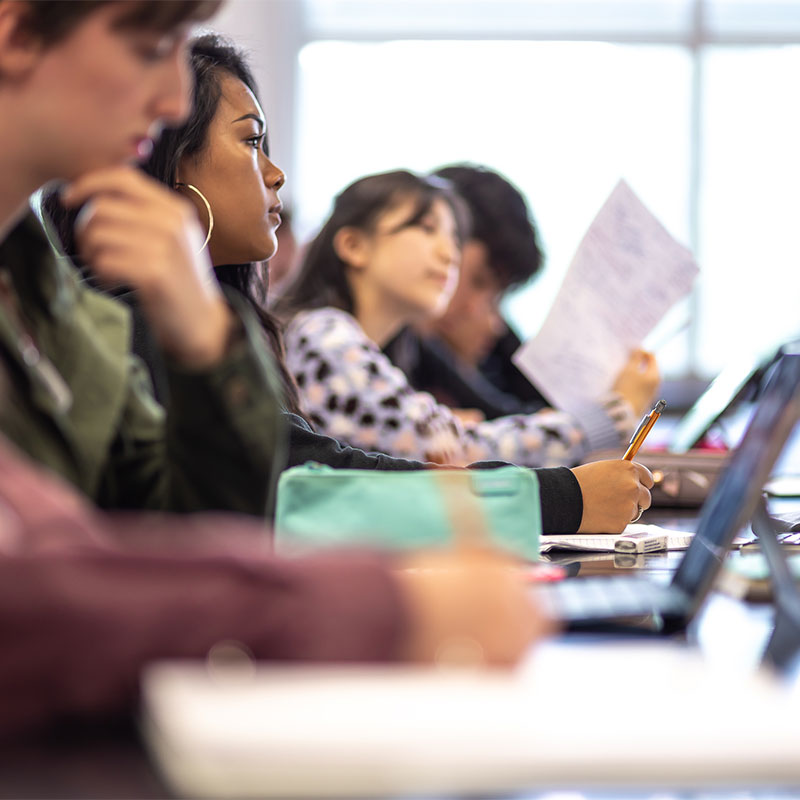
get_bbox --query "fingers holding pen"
[634,461,654,521]
[628,461,654,518]
[634,461,655,491]
[572,459,653,533]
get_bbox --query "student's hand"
[571,459,654,533]
[396,548,556,666]
[61,166,233,370]
[613,349,660,416]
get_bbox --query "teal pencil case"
[274,462,541,560]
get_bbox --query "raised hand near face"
[61,166,233,370]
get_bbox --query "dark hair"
[142,33,261,187]
[41,32,304,418]
[277,170,470,319]
[17,0,221,46]
[42,31,252,255]
[431,164,544,292]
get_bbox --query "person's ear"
[0,2,46,81]
[333,226,370,270]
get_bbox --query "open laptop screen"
[669,354,770,454]
[671,351,800,606]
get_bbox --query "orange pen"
[622,399,666,461]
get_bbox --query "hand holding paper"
[513,180,699,416]
[613,349,660,416]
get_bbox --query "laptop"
[538,348,800,632]
[667,350,773,453]
[667,338,800,454]
[750,498,800,671]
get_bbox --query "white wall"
[207,0,302,208]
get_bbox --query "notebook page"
[540,523,693,553]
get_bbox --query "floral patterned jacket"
[285,307,635,468]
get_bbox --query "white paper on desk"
[539,526,750,554]
[513,179,699,415]
[539,523,694,553]
[142,643,800,798]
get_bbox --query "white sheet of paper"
[513,179,699,415]
[142,643,800,798]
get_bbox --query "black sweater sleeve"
[286,414,428,471]
[285,415,583,533]
[534,466,583,533]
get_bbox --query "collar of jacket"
[0,210,78,321]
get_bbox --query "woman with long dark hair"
[140,34,306,415]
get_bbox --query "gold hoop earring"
[175,182,214,252]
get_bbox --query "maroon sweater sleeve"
[0,441,409,737]
[0,548,408,737]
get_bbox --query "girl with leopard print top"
[278,170,657,470]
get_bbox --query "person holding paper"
[386,164,659,422]
[513,179,698,416]
[277,170,657,474]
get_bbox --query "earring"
[175,182,214,252]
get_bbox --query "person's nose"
[151,48,193,127]
[436,232,459,267]
[262,156,286,192]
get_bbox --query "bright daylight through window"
[284,1,800,384]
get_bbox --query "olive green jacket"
[0,212,287,516]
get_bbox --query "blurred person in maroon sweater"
[0,433,550,737]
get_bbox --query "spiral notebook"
[540,524,695,554]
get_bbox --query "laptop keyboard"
[538,576,684,622]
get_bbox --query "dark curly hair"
[431,164,544,292]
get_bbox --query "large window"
[216,0,800,383]
[296,40,693,376]
[699,46,800,375]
